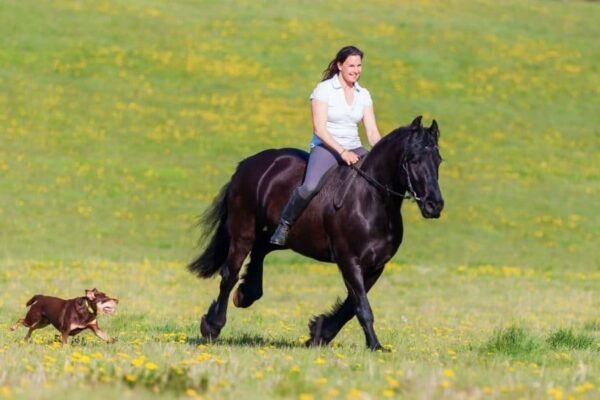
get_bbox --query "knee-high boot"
[269,188,310,246]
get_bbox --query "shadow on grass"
[186,333,305,349]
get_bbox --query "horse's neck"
[361,138,406,191]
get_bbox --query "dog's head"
[85,288,119,315]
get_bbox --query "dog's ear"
[85,289,96,300]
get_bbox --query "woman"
[270,45,382,246]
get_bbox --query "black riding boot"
[270,188,310,246]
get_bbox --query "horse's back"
[228,148,309,226]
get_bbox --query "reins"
[350,163,421,201]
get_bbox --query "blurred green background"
[0,0,598,271]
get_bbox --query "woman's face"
[337,55,362,86]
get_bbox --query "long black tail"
[188,183,231,278]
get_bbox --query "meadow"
[0,0,598,399]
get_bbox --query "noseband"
[351,162,421,201]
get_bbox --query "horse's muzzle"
[421,198,444,219]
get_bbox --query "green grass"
[0,0,599,399]
[484,326,543,358]
[547,328,596,350]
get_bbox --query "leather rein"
[351,162,421,201]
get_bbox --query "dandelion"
[386,376,399,389]
[443,368,455,378]
[346,388,364,400]
[547,387,563,400]
[316,377,328,385]
[145,362,158,371]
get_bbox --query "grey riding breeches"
[297,145,367,200]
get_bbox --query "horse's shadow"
[186,333,304,349]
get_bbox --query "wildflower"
[443,368,455,378]
[145,362,158,371]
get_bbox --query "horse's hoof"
[305,336,328,348]
[369,343,390,352]
[233,285,262,309]
[200,315,221,340]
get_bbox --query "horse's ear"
[430,120,440,140]
[410,115,423,130]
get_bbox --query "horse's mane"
[362,124,412,166]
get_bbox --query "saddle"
[333,157,366,209]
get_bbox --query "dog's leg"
[23,319,48,341]
[89,323,115,343]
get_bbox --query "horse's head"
[403,116,444,218]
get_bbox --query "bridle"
[351,161,421,201]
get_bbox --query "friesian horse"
[189,116,444,350]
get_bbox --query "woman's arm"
[362,105,381,147]
[312,99,359,165]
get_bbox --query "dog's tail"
[26,295,43,307]
[188,182,231,278]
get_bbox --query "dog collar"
[85,299,96,315]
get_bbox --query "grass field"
[0,0,598,399]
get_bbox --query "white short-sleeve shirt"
[309,74,373,150]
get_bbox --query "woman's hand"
[340,149,359,165]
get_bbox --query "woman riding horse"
[270,45,382,246]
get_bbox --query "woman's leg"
[270,145,340,246]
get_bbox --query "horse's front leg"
[338,261,383,350]
[307,265,385,347]
[201,240,251,340]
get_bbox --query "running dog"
[10,288,118,344]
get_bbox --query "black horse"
[189,116,444,350]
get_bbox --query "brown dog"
[11,288,118,344]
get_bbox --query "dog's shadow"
[186,333,304,349]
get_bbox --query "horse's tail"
[188,182,231,279]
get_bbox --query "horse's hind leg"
[200,239,252,340]
[307,265,385,348]
[233,238,269,309]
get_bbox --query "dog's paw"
[107,336,118,344]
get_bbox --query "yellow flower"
[145,362,158,371]
[131,356,145,367]
[125,374,136,382]
[443,368,455,378]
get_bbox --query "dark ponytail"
[321,46,364,81]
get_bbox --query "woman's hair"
[321,46,364,81]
